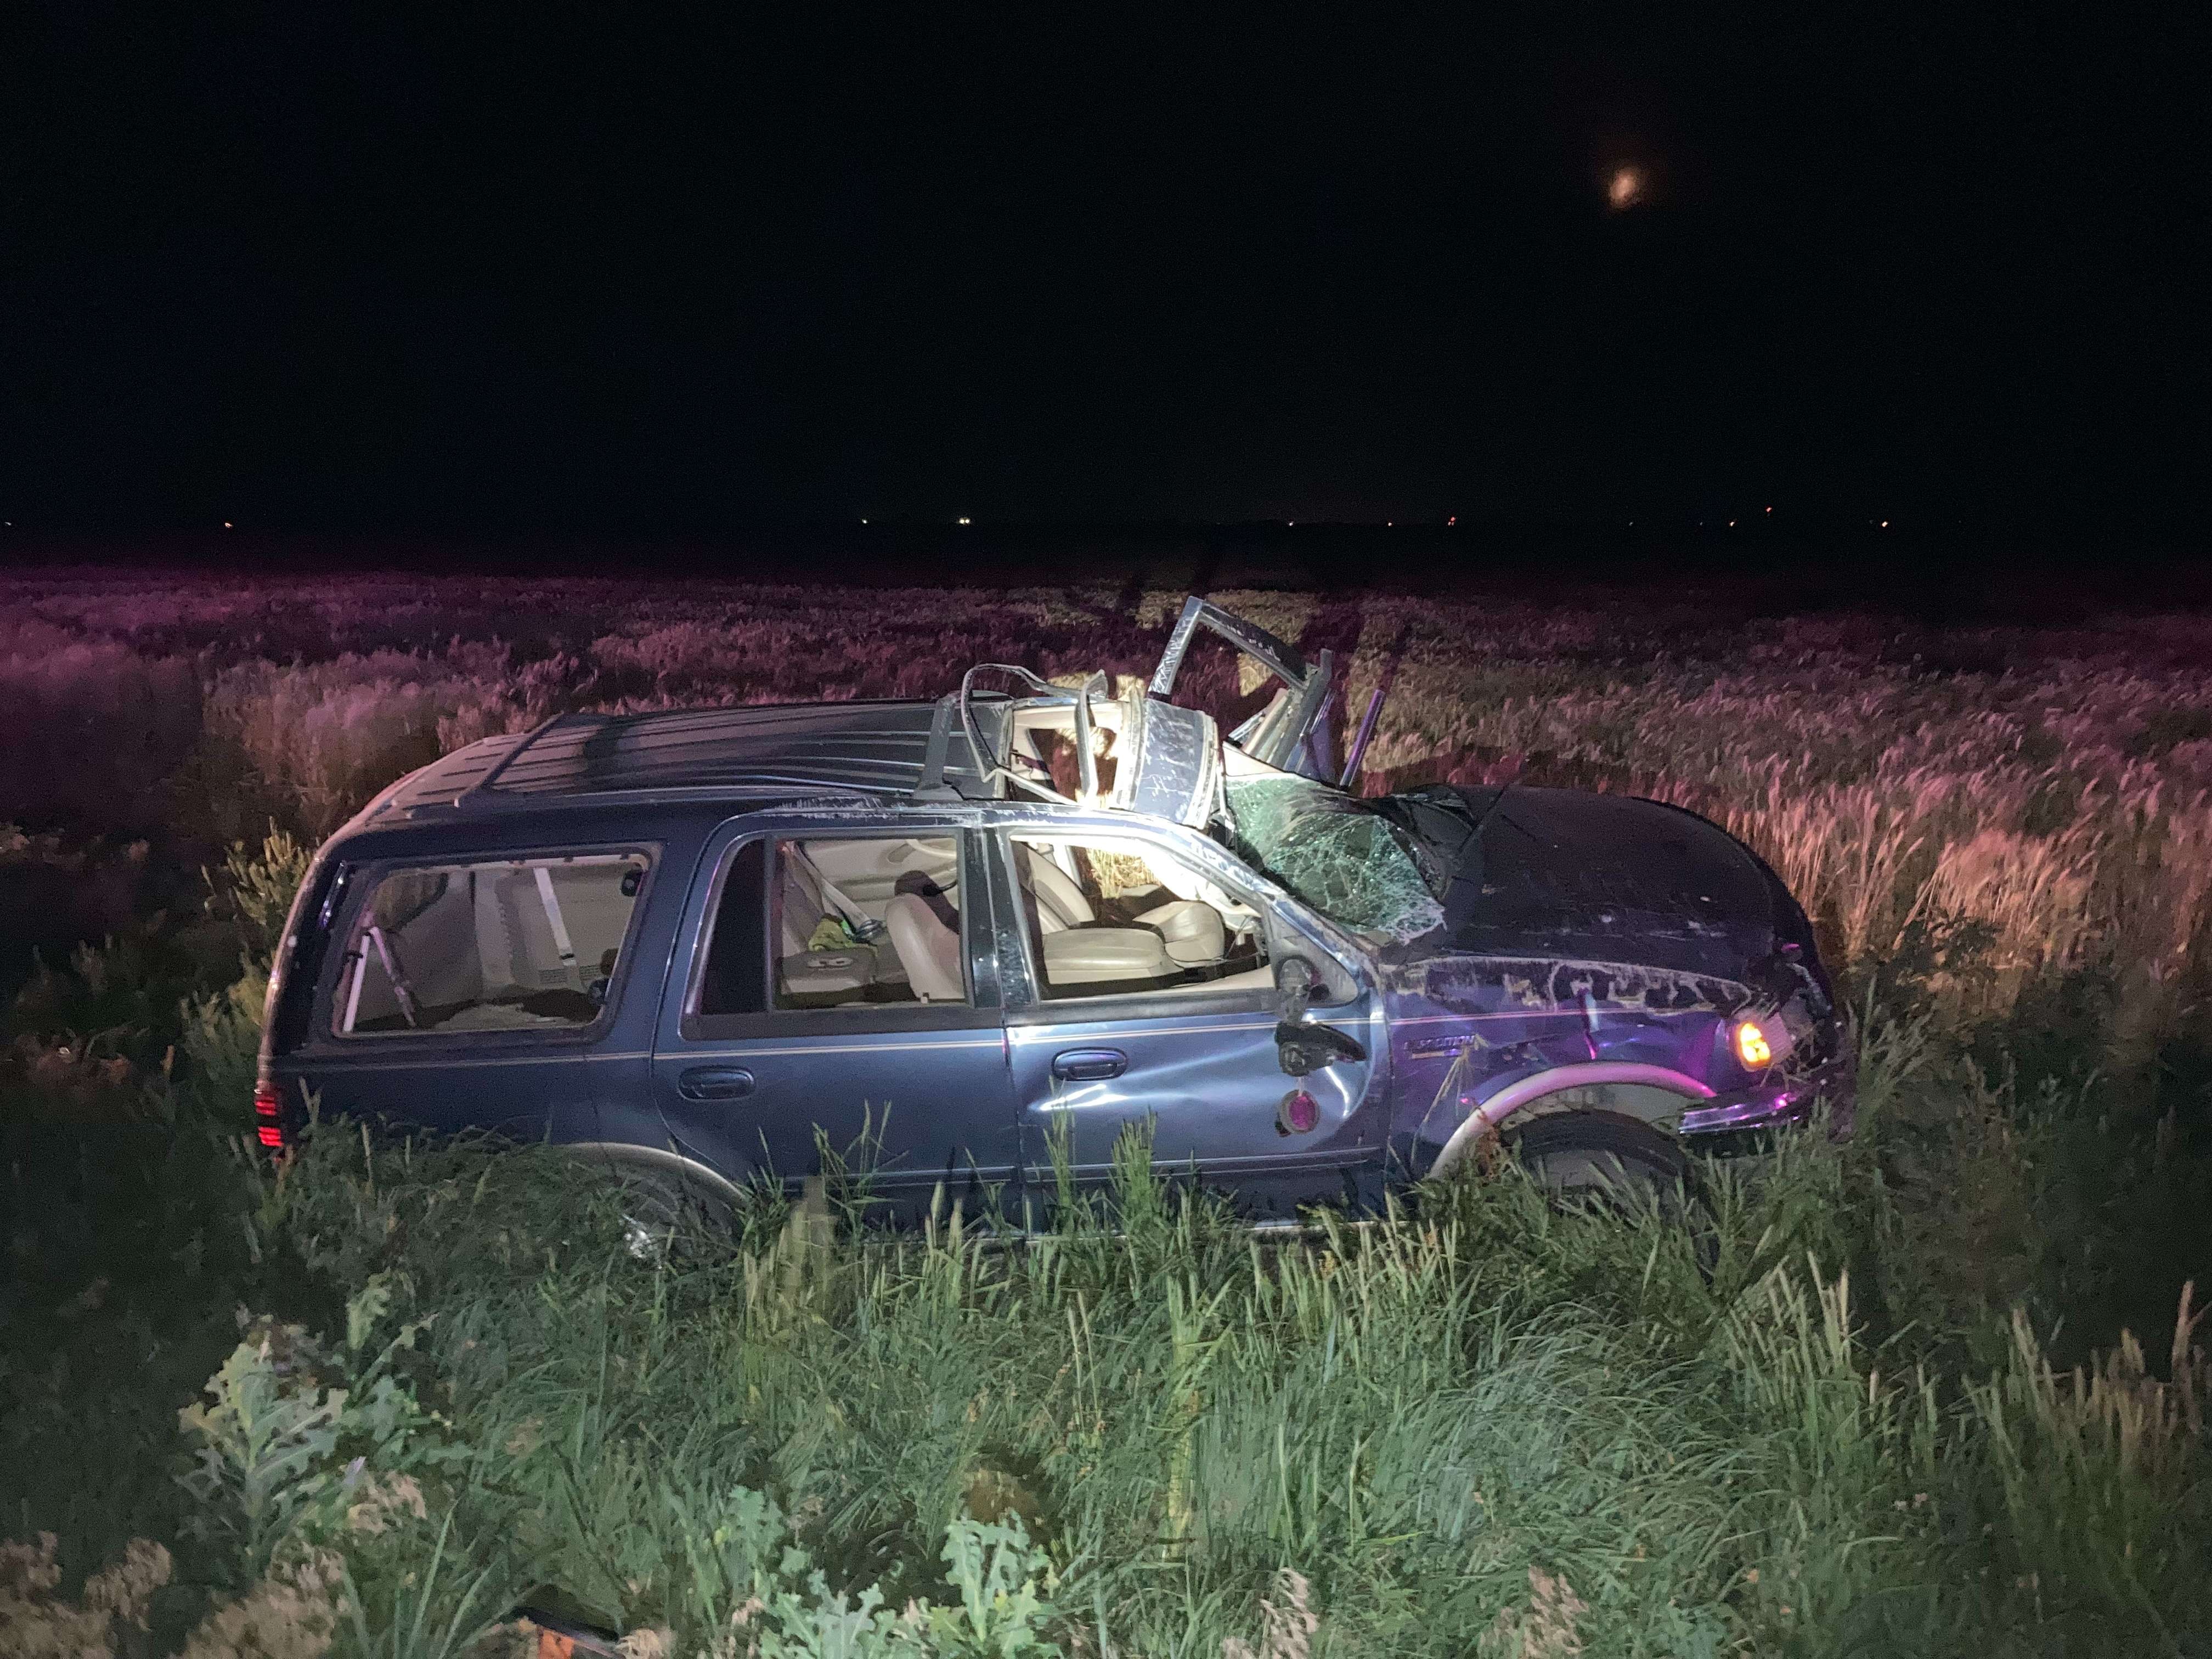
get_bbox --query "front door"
[992,826,1383,1221]
[644,820,1019,1224]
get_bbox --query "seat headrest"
[893,868,960,930]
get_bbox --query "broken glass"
[1225,775,1447,943]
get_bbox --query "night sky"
[3,7,2200,538]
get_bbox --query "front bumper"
[1678,1039,1858,1140]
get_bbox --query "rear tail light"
[253,1081,286,1151]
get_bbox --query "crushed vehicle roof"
[364,595,1338,831]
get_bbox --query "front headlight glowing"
[1735,1018,1775,1070]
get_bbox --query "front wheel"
[1500,1110,1717,1269]
[1503,1108,1697,1209]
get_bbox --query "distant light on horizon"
[957,516,972,526]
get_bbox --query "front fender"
[1421,1060,1714,1179]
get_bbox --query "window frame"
[678,827,1000,1043]
[993,827,1285,1024]
[320,842,661,1046]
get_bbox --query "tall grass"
[205,651,534,837]
[0,618,203,845]
[18,1116,2190,1656]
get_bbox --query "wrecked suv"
[256,597,1853,1227]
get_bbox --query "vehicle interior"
[1011,834,1270,1000]
[771,835,968,1008]
[336,854,648,1035]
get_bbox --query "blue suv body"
[258,599,1852,1220]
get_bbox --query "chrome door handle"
[678,1065,755,1101]
[1051,1048,1127,1082]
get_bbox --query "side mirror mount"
[1273,955,1365,1076]
[1275,1019,1367,1077]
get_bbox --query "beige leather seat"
[884,893,965,1002]
[1135,899,1226,965]
[1040,925,1180,986]
[1018,842,1229,986]
[1022,848,1094,932]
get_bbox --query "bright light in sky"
[1606,166,1646,210]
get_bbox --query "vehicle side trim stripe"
[1008,1021,1279,1043]
[286,1049,650,1073]
[678,1037,1005,1058]
[1391,1011,1632,1027]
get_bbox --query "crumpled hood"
[1376,784,1785,982]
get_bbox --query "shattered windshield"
[1225,775,1447,944]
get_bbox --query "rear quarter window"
[332,850,651,1036]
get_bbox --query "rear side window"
[334,851,649,1036]
[771,835,966,1008]
[689,833,969,1023]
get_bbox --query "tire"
[599,1161,735,1260]
[1501,1109,1714,1262]
[1505,1108,1690,1195]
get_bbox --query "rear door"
[643,816,1020,1221]
[990,821,1386,1220]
